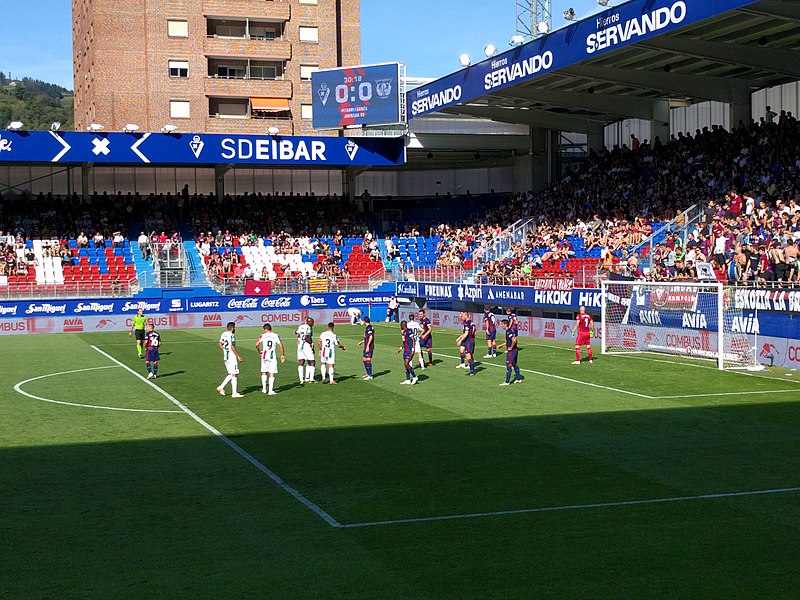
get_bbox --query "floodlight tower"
[516,0,552,40]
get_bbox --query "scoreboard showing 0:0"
[311,63,403,130]
[335,76,373,104]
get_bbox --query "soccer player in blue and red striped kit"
[357,317,375,380]
[482,306,498,358]
[418,309,433,366]
[144,323,161,380]
[397,320,419,385]
[455,311,477,376]
[498,319,522,385]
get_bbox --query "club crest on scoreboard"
[376,78,393,99]
[318,83,330,106]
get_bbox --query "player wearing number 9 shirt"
[256,323,284,395]
[572,306,595,364]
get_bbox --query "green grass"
[2,323,800,598]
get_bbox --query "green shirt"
[132,315,147,331]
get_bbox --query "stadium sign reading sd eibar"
[408,0,757,118]
[0,131,406,167]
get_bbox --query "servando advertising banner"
[407,0,756,118]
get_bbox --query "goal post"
[600,280,761,371]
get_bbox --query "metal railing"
[0,276,140,299]
[629,204,702,268]
[151,239,191,287]
[205,268,386,296]
[481,218,537,266]
[399,266,469,284]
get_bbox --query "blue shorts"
[462,341,475,355]
[486,331,496,341]
[420,337,432,349]
[146,349,160,362]
[506,350,518,367]
[362,349,373,359]
[403,352,413,362]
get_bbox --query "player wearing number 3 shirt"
[572,306,594,364]
[318,322,347,385]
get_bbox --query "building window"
[301,104,313,120]
[168,60,189,78]
[167,20,189,37]
[170,100,191,119]
[299,27,319,43]
[300,64,318,81]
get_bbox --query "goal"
[600,280,761,370]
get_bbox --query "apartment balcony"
[205,77,292,98]
[203,0,290,21]
[204,36,291,60]
[205,116,294,135]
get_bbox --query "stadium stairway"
[183,241,214,291]
[131,241,156,290]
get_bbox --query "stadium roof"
[410,0,800,134]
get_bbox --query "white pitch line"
[340,486,800,528]
[523,341,800,390]
[658,389,800,399]
[432,352,654,398]
[13,366,184,414]
[91,345,342,528]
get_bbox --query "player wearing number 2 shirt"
[572,306,595,364]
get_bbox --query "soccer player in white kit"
[406,313,425,370]
[318,322,347,384]
[217,321,244,397]
[256,323,285,395]
[347,306,363,325]
[296,316,316,383]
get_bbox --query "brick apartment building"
[72,0,360,135]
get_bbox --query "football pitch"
[3,322,800,598]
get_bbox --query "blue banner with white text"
[407,0,757,118]
[0,130,406,167]
[0,292,394,319]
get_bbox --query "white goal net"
[601,280,761,370]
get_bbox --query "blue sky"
[3,0,603,89]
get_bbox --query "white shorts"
[261,359,278,374]
[297,346,314,361]
[225,360,239,375]
[414,341,421,353]
[320,353,335,365]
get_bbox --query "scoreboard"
[311,63,403,130]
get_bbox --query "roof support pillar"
[587,123,605,154]
[730,80,752,130]
[652,99,670,146]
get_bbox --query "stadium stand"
[3,114,800,297]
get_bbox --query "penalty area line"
[432,352,653,398]
[340,486,800,528]
[90,345,342,528]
